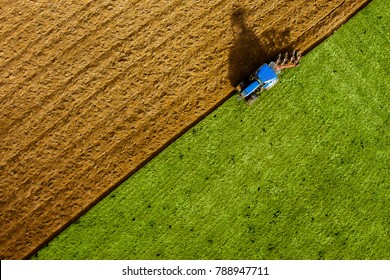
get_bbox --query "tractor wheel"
[246,93,259,105]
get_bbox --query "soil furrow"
[0,0,184,131]
[1,49,246,240]
[0,0,230,214]
[0,1,49,38]
[0,0,226,164]
[0,1,95,65]
[0,1,130,100]
[0,0,297,138]
[294,0,370,52]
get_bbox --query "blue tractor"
[237,51,301,105]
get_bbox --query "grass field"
[33,0,389,260]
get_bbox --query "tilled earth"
[0,0,370,259]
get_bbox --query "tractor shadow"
[228,7,294,87]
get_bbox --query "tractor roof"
[257,64,278,84]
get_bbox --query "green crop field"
[34,0,389,260]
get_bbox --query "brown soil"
[0,0,370,259]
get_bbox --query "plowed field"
[0,0,370,259]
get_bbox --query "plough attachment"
[274,50,302,71]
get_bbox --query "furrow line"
[0,0,294,132]
[0,2,42,38]
[0,1,96,66]
[0,21,24,43]
[0,0,183,124]
[293,0,354,52]
[0,0,185,153]
[266,0,342,51]
[0,1,82,43]
[0,0,181,86]
[0,24,232,228]
[0,0,230,216]
[0,1,124,100]
[0,0,290,101]
[0,0,226,164]
[0,38,232,223]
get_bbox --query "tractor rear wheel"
[246,93,259,105]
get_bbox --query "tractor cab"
[255,63,279,90]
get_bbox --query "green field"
[34,0,389,260]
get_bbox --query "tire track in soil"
[0,0,371,259]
